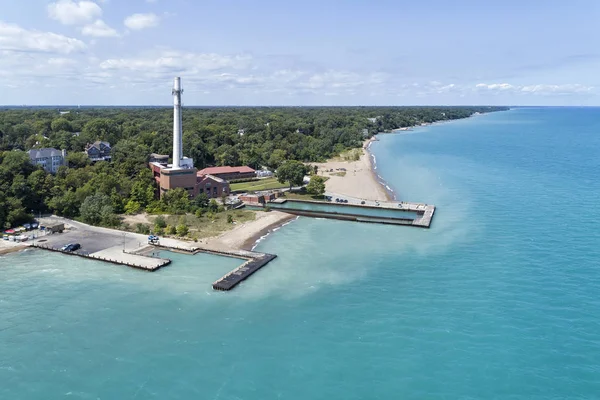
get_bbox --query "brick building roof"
[197,166,255,175]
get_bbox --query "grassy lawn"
[151,210,256,240]
[230,177,288,192]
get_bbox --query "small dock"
[31,243,171,271]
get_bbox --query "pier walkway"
[135,244,278,291]
[31,243,171,271]
[265,197,436,228]
[25,217,277,291]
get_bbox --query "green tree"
[51,118,73,133]
[130,172,155,208]
[306,175,326,196]
[208,199,219,212]
[135,223,150,234]
[66,152,90,168]
[277,160,307,191]
[193,192,209,209]
[154,215,167,228]
[47,190,80,218]
[162,188,190,214]
[124,199,141,214]
[82,118,119,144]
[267,149,287,169]
[79,193,118,226]
[176,223,189,236]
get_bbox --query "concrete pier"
[144,244,278,291]
[264,198,436,228]
[31,243,171,271]
[212,253,277,291]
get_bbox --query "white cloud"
[48,0,102,25]
[0,21,86,54]
[124,13,160,30]
[100,51,252,72]
[476,82,593,95]
[520,84,593,94]
[81,20,119,37]
[47,57,77,67]
[476,83,514,90]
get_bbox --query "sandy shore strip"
[313,138,391,202]
[0,241,28,256]
[204,211,296,251]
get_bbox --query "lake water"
[2,107,600,399]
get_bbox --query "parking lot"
[35,218,147,255]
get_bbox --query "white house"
[28,148,66,174]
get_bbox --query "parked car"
[361,201,366,205]
[31,222,39,229]
[61,243,81,252]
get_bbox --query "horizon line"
[0,104,585,108]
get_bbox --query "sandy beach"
[313,138,390,202]
[0,241,27,256]
[203,211,295,251]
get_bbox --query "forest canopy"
[0,106,507,228]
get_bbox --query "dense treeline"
[0,106,507,228]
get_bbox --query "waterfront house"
[197,166,256,181]
[85,141,111,162]
[28,148,66,174]
[196,174,230,198]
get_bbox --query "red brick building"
[239,192,277,205]
[197,166,256,181]
[196,174,230,198]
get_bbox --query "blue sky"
[1,0,599,105]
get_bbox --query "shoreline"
[0,244,28,256]
[385,110,491,134]
[245,215,298,251]
[313,137,391,203]
[204,210,296,252]
[365,138,396,201]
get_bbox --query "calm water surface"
[2,108,600,399]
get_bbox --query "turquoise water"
[269,200,418,219]
[2,108,600,398]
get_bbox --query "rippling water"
[2,108,600,399]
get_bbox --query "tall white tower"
[172,77,183,169]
